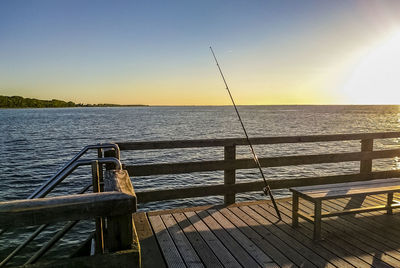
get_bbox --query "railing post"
[97,148,104,191]
[103,163,139,261]
[360,139,373,175]
[104,149,117,170]
[91,161,104,255]
[224,145,236,205]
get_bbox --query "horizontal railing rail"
[117,132,400,204]
[125,149,400,176]
[135,170,400,203]
[0,192,136,228]
[117,131,400,150]
[0,183,92,267]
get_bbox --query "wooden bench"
[290,178,400,241]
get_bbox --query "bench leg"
[314,200,322,241]
[387,193,393,215]
[292,193,299,227]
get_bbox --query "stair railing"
[0,143,121,267]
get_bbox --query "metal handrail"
[0,183,92,267]
[33,157,122,199]
[0,158,121,266]
[28,143,119,199]
[0,143,121,266]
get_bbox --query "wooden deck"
[134,194,400,268]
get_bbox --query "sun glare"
[341,30,400,104]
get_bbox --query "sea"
[1,105,400,263]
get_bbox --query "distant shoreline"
[1,96,399,108]
[0,95,148,108]
[0,105,149,109]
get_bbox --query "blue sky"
[1,1,400,105]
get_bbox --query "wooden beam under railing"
[126,149,400,176]
[135,170,400,203]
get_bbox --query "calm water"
[1,105,400,263]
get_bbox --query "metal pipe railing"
[28,143,119,199]
[0,143,121,266]
[0,183,93,267]
[33,157,121,199]
[25,221,78,265]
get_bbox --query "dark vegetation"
[0,95,147,108]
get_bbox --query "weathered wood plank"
[279,201,391,267]
[291,177,400,192]
[360,139,373,174]
[147,198,400,268]
[148,215,186,268]
[241,205,335,268]
[173,212,223,268]
[136,170,400,203]
[252,204,353,268]
[126,149,400,176]
[270,201,371,267]
[299,184,400,200]
[117,132,400,150]
[132,212,166,268]
[318,199,400,267]
[0,192,136,228]
[338,195,400,235]
[224,145,236,205]
[104,169,137,252]
[228,207,317,267]
[206,209,277,268]
[288,199,395,268]
[326,197,400,250]
[161,214,203,267]
[196,210,262,268]
[218,208,295,268]
[184,211,242,268]
[104,170,136,196]
[146,199,291,216]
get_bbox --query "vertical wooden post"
[292,193,299,227]
[224,145,236,205]
[91,161,104,255]
[97,148,104,192]
[360,139,373,175]
[313,200,322,241]
[104,167,138,254]
[387,192,394,215]
[104,149,117,170]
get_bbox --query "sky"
[1,0,400,105]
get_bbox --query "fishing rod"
[210,46,281,220]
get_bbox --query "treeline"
[0,95,147,108]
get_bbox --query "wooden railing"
[118,132,400,205]
[0,192,136,229]
[0,161,140,267]
[0,191,139,266]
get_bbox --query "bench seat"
[290,178,400,240]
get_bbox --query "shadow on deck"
[135,194,400,268]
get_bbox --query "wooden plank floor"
[134,194,400,267]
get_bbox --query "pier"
[2,132,400,267]
[139,194,400,267]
